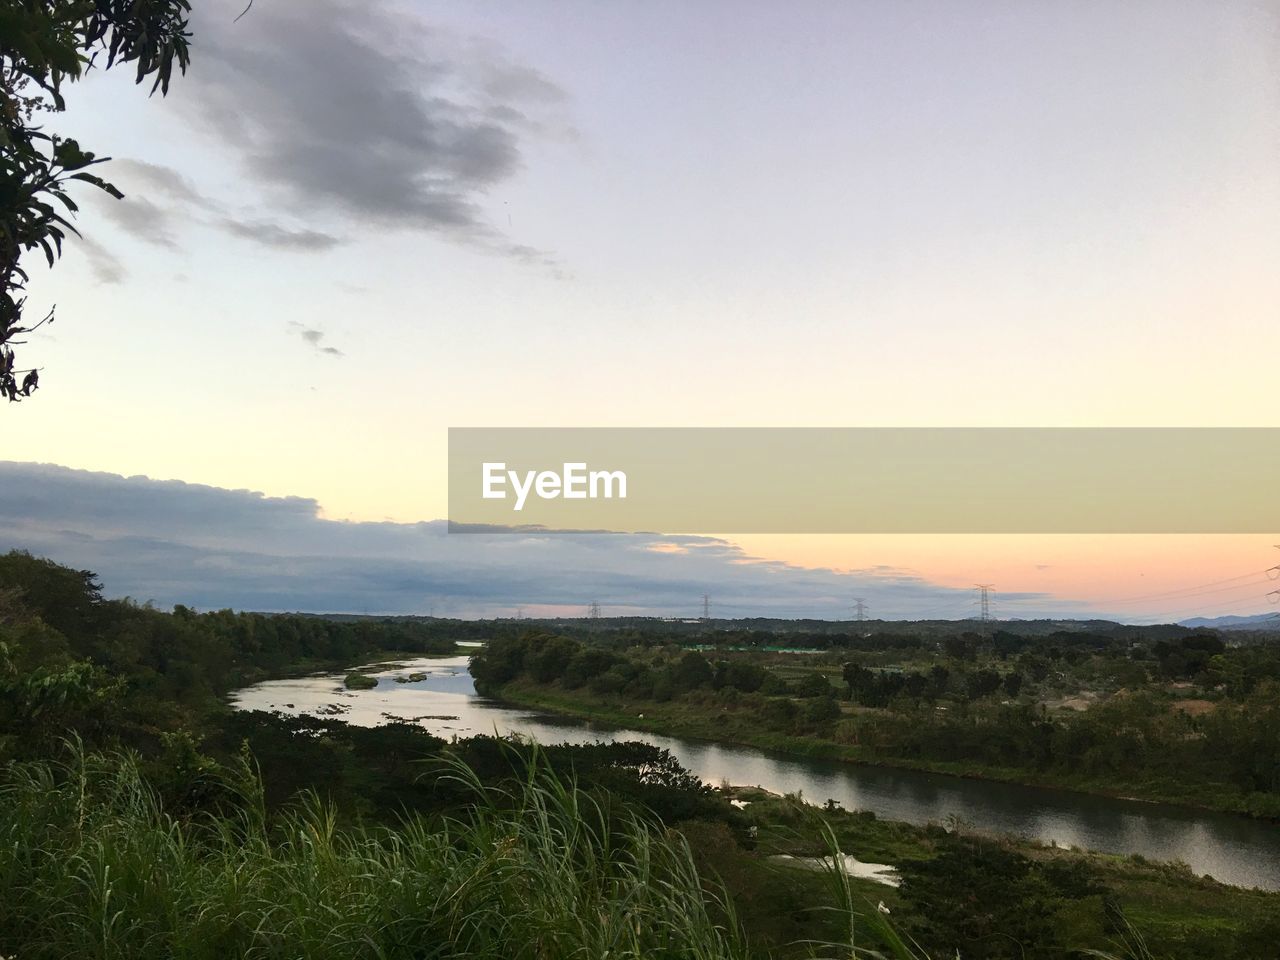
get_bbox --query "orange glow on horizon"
[722,533,1280,620]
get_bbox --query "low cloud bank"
[0,462,1048,619]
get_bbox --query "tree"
[898,835,1094,959]
[720,659,769,693]
[671,651,713,691]
[843,661,873,700]
[527,635,578,683]
[2,0,193,401]
[965,668,1003,700]
[800,694,840,725]
[1002,670,1024,698]
[943,633,979,661]
[793,671,832,698]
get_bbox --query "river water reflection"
[230,655,1280,891]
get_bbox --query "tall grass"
[0,743,1150,960]
[794,821,927,960]
[0,742,802,960]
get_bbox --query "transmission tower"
[1269,546,1280,612]
[587,601,601,620]
[853,598,868,622]
[975,584,994,625]
[701,594,711,620]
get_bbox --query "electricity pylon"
[975,584,994,625]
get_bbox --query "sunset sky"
[6,0,1279,621]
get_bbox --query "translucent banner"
[448,428,1280,533]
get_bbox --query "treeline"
[472,630,1280,817]
[472,631,846,726]
[0,551,455,757]
[208,710,738,830]
[851,692,1280,813]
[0,552,740,826]
[839,629,1265,707]
[531,617,1237,650]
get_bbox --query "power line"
[701,594,711,621]
[1126,593,1277,624]
[1270,546,1280,609]
[853,598,868,622]
[1098,576,1273,607]
[587,601,601,620]
[1120,550,1280,624]
[845,556,1280,626]
[905,596,980,620]
[1097,568,1272,605]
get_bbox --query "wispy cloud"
[75,234,128,284]
[220,219,343,251]
[96,194,181,248]
[287,322,344,357]
[88,157,344,253]
[111,159,214,210]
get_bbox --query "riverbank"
[727,784,1280,954]
[229,654,1280,890]
[489,679,1275,820]
[217,646,467,703]
[225,657,1280,953]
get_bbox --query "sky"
[6,0,1280,622]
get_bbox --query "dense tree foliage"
[0,551,745,828]
[0,550,456,756]
[472,620,1280,817]
[1,0,192,400]
[898,835,1105,958]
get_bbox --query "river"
[229,654,1280,891]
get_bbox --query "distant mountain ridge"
[1179,612,1280,631]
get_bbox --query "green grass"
[0,743,922,960]
[4,742,1263,960]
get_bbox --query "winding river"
[230,654,1280,891]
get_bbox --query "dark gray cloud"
[185,0,567,267]
[287,322,344,357]
[0,461,1028,619]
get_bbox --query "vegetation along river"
[230,655,1280,891]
